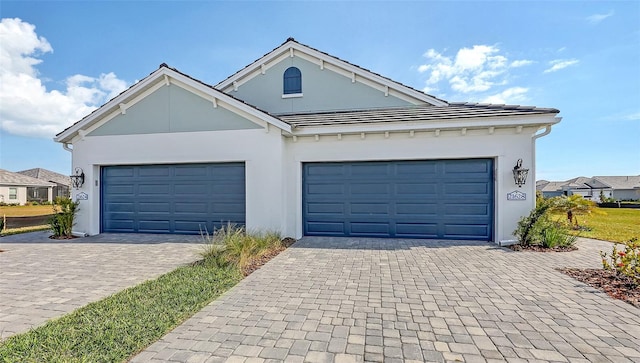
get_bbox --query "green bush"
[601,237,639,285]
[49,197,79,238]
[200,223,282,273]
[513,198,554,246]
[540,221,578,248]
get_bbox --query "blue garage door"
[101,163,245,234]
[303,159,494,240]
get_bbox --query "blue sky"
[1,1,638,181]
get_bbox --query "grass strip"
[0,225,50,237]
[0,261,241,362]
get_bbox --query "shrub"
[0,214,5,232]
[514,198,554,246]
[540,221,578,248]
[200,223,283,273]
[49,197,79,238]
[601,237,640,285]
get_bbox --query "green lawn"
[0,261,241,362]
[554,208,640,243]
[0,205,58,217]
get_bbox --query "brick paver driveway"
[0,232,202,340]
[135,237,640,363]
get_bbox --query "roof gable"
[214,38,448,108]
[55,66,291,144]
[88,82,261,137]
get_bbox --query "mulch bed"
[508,244,577,252]
[49,235,77,240]
[559,268,639,308]
[241,237,297,276]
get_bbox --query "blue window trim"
[283,67,302,95]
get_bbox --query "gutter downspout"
[62,142,73,152]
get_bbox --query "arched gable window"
[283,67,302,95]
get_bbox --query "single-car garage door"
[102,163,245,234]
[303,159,493,240]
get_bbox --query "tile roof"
[0,169,55,187]
[18,168,71,187]
[536,176,640,192]
[593,176,640,189]
[279,104,559,128]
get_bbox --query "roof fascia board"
[215,41,447,107]
[289,115,560,136]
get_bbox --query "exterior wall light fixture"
[512,159,529,187]
[70,167,85,189]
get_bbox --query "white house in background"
[0,169,54,205]
[54,38,561,243]
[18,168,72,202]
[538,176,640,201]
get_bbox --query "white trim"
[282,93,303,99]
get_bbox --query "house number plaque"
[507,190,526,201]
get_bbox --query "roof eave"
[289,114,560,136]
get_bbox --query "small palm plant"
[549,194,599,228]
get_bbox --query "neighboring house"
[17,168,71,202]
[537,176,640,201]
[54,38,561,242]
[0,169,55,205]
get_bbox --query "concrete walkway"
[133,237,640,363]
[0,232,202,339]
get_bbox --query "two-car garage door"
[101,163,245,234]
[101,159,493,240]
[303,159,494,240]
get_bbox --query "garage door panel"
[306,221,345,234]
[396,182,437,195]
[351,163,389,176]
[396,203,438,216]
[139,167,171,177]
[395,162,437,175]
[307,183,345,195]
[444,204,490,216]
[443,160,491,174]
[350,222,390,235]
[350,203,389,215]
[139,202,171,212]
[351,183,389,195]
[307,203,344,214]
[138,184,172,195]
[303,159,493,240]
[443,182,490,195]
[444,224,490,239]
[396,223,438,237]
[102,163,245,234]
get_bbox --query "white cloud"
[481,87,529,104]
[586,10,614,24]
[622,112,640,121]
[0,18,129,138]
[418,45,532,94]
[510,60,534,68]
[543,59,579,73]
